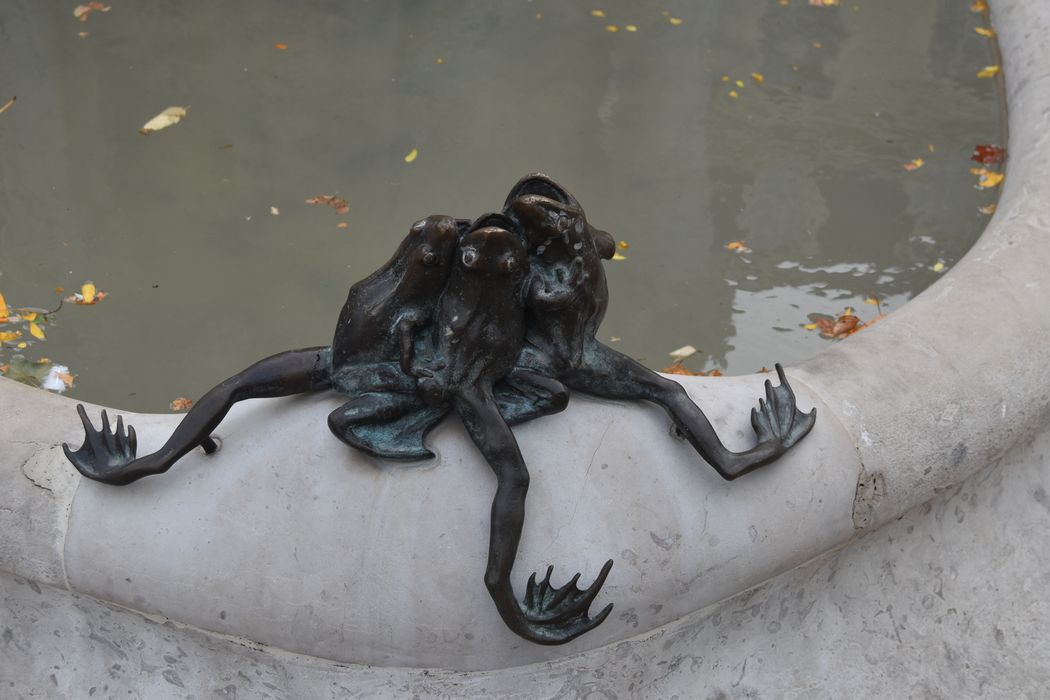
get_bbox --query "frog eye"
[422,249,438,266]
[461,247,479,268]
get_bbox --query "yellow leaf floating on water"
[0,96,15,115]
[0,291,8,321]
[979,203,997,215]
[803,323,818,330]
[809,0,839,5]
[605,24,619,32]
[74,2,111,22]
[625,25,638,32]
[16,342,27,349]
[728,90,739,98]
[933,261,946,272]
[974,27,995,37]
[140,106,187,135]
[970,0,988,11]
[668,17,684,26]
[612,252,627,260]
[404,148,418,163]
[591,9,606,18]
[29,322,45,340]
[617,240,629,249]
[976,65,1000,79]
[82,282,97,304]
[0,331,21,342]
[726,240,751,252]
[751,72,764,84]
[22,312,37,322]
[863,296,880,305]
[903,158,925,171]
[970,167,1004,189]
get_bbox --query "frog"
[404,217,614,645]
[64,214,467,483]
[499,173,816,481]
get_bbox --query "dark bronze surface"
[64,174,816,645]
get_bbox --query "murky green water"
[0,0,1003,412]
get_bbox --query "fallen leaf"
[902,158,925,171]
[811,41,823,49]
[863,296,880,305]
[611,252,627,260]
[809,0,839,5]
[21,312,37,322]
[16,342,26,349]
[721,75,730,82]
[707,369,723,377]
[933,261,946,272]
[976,65,1000,79]
[617,240,630,249]
[305,195,350,214]
[78,31,89,37]
[0,291,8,321]
[0,96,15,115]
[170,397,194,411]
[728,90,739,99]
[979,203,997,215]
[725,241,751,252]
[974,26,995,37]
[970,0,988,11]
[274,43,288,50]
[605,24,619,32]
[971,144,1006,165]
[928,143,936,153]
[806,311,867,340]
[435,57,445,64]
[751,72,764,84]
[73,2,111,22]
[55,287,64,294]
[139,106,188,135]
[970,167,1004,189]
[662,360,702,376]
[610,336,621,342]
[757,366,771,373]
[337,222,349,229]
[66,281,107,305]
[668,344,698,360]
[404,148,419,163]
[779,0,790,5]
[29,322,45,340]
[0,331,21,342]
[591,9,606,18]
[668,17,684,25]
[270,205,280,216]
[0,365,6,374]
[535,12,543,19]
[625,25,638,32]
[803,322,818,331]
[54,371,76,389]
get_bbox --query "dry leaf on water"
[66,281,107,305]
[140,106,187,135]
[903,158,925,171]
[979,203,997,215]
[661,360,721,376]
[970,167,1004,189]
[305,195,350,214]
[73,2,110,22]
[668,345,698,360]
[170,397,194,411]
[725,241,751,253]
[971,144,1006,165]
[976,65,1000,79]
[404,148,419,163]
[0,291,9,321]
[0,96,15,115]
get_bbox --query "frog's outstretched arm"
[565,342,815,481]
[64,347,332,485]
[452,387,613,645]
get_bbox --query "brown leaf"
[971,144,1005,165]
[170,397,194,411]
[305,195,350,214]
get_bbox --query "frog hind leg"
[493,368,569,426]
[329,393,450,461]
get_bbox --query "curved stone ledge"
[1,0,1047,681]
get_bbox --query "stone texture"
[4,426,1049,699]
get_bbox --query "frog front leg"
[452,388,613,644]
[64,347,332,485]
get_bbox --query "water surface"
[0,0,1003,411]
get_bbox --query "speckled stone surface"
[4,428,1049,699]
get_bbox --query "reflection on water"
[0,0,1003,411]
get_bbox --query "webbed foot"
[63,404,139,484]
[750,363,816,453]
[515,559,614,644]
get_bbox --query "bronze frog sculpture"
[64,175,816,645]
